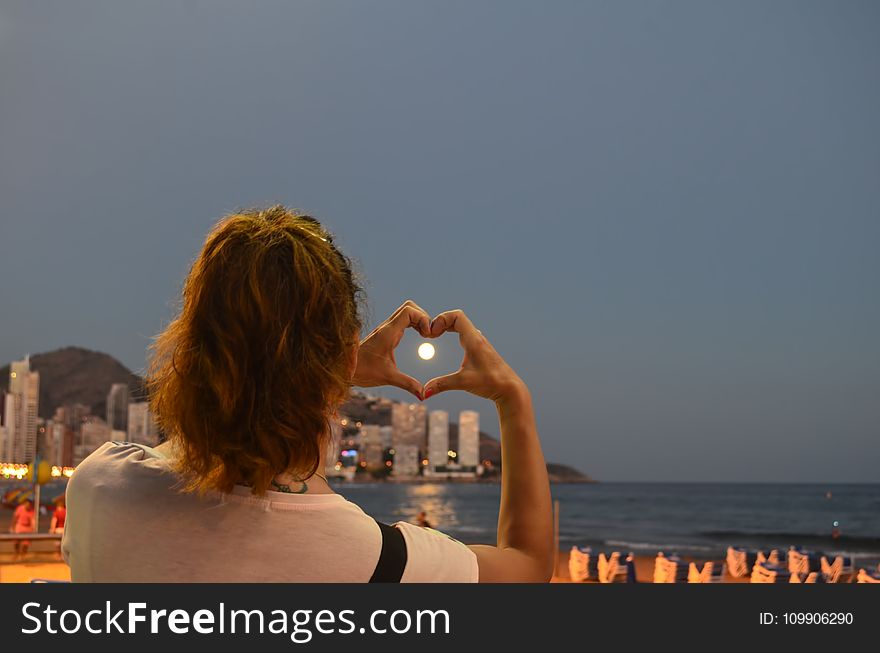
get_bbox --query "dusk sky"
[1,1,877,482]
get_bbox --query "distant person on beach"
[10,499,35,559]
[63,206,552,582]
[49,498,66,534]
[50,497,66,558]
[416,511,433,529]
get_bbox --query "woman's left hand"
[352,300,432,400]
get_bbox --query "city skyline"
[2,2,878,482]
[0,355,489,482]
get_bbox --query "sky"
[1,1,878,482]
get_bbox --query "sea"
[336,481,880,568]
[3,480,879,568]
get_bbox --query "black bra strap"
[369,520,407,583]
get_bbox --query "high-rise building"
[106,383,130,432]
[4,357,40,463]
[392,444,420,477]
[427,410,449,473]
[1,393,15,461]
[75,416,111,465]
[36,419,51,461]
[127,401,159,446]
[458,410,480,472]
[52,404,90,468]
[0,422,7,463]
[379,425,393,450]
[359,424,384,470]
[49,420,68,467]
[391,402,426,454]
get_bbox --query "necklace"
[270,472,329,494]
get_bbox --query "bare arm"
[423,310,553,582]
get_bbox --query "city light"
[0,462,75,479]
[417,342,435,360]
[1,462,29,479]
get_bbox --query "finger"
[429,309,482,346]
[422,371,466,399]
[391,303,431,338]
[402,300,433,337]
[386,369,426,401]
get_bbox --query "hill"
[546,463,596,483]
[0,346,146,421]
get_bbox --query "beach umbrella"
[2,486,34,508]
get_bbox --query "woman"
[10,498,36,560]
[63,206,552,582]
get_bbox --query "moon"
[417,342,436,360]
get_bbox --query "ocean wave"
[451,525,492,534]
[605,539,713,552]
[699,530,880,550]
[825,551,880,561]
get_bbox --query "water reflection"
[396,484,459,530]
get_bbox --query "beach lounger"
[750,561,791,584]
[597,551,616,583]
[787,547,823,576]
[568,546,591,582]
[820,555,854,583]
[790,571,824,583]
[726,546,758,578]
[856,568,880,584]
[597,551,631,583]
[653,552,689,583]
[688,561,725,583]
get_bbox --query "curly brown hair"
[147,206,363,494]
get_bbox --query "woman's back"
[62,442,478,583]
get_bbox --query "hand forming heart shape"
[352,300,524,403]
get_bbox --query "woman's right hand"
[352,300,432,400]
[422,309,527,404]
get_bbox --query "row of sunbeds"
[567,545,880,583]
